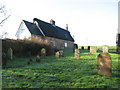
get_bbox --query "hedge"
[2,39,55,57]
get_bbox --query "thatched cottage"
[16,18,74,50]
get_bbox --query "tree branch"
[0,15,10,26]
[0,5,5,11]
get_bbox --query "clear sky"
[0,0,119,46]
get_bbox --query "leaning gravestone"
[41,48,46,58]
[56,51,60,58]
[103,46,109,53]
[97,53,112,76]
[7,48,13,60]
[90,46,97,53]
[74,49,80,59]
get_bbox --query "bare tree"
[0,5,10,38]
[0,5,10,26]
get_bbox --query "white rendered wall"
[16,21,31,39]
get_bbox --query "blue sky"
[0,0,119,46]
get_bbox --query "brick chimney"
[66,24,68,30]
[50,19,55,25]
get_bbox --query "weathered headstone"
[7,48,13,60]
[103,46,109,53]
[74,49,80,59]
[90,46,97,53]
[56,51,60,58]
[88,46,90,50]
[59,50,64,57]
[41,48,46,58]
[36,55,40,62]
[81,46,84,50]
[97,53,112,76]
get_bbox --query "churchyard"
[2,46,119,88]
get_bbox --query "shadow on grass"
[79,49,103,53]
[79,49,89,53]
[112,71,119,77]
[79,49,118,54]
[108,49,117,54]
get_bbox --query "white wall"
[16,21,31,39]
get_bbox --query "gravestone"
[73,44,78,53]
[56,50,64,58]
[41,48,46,58]
[88,46,90,50]
[7,48,13,60]
[97,53,112,76]
[74,49,80,59]
[36,55,40,62]
[90,46,97,53]
[103,46,109,53]
[74,44,78,49]
[59,50,64,57]
[56,51,60,58]
[81,46,84,50]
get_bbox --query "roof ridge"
[33,18,70,32]
[23,20,33,24]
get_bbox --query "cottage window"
[65,42,67,47]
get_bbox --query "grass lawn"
[2,47,119,88]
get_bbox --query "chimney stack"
[50,19,55,25]
[66,24,68,30]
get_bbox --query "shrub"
[2,52,8,66]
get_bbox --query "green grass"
[2,47,119,88]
